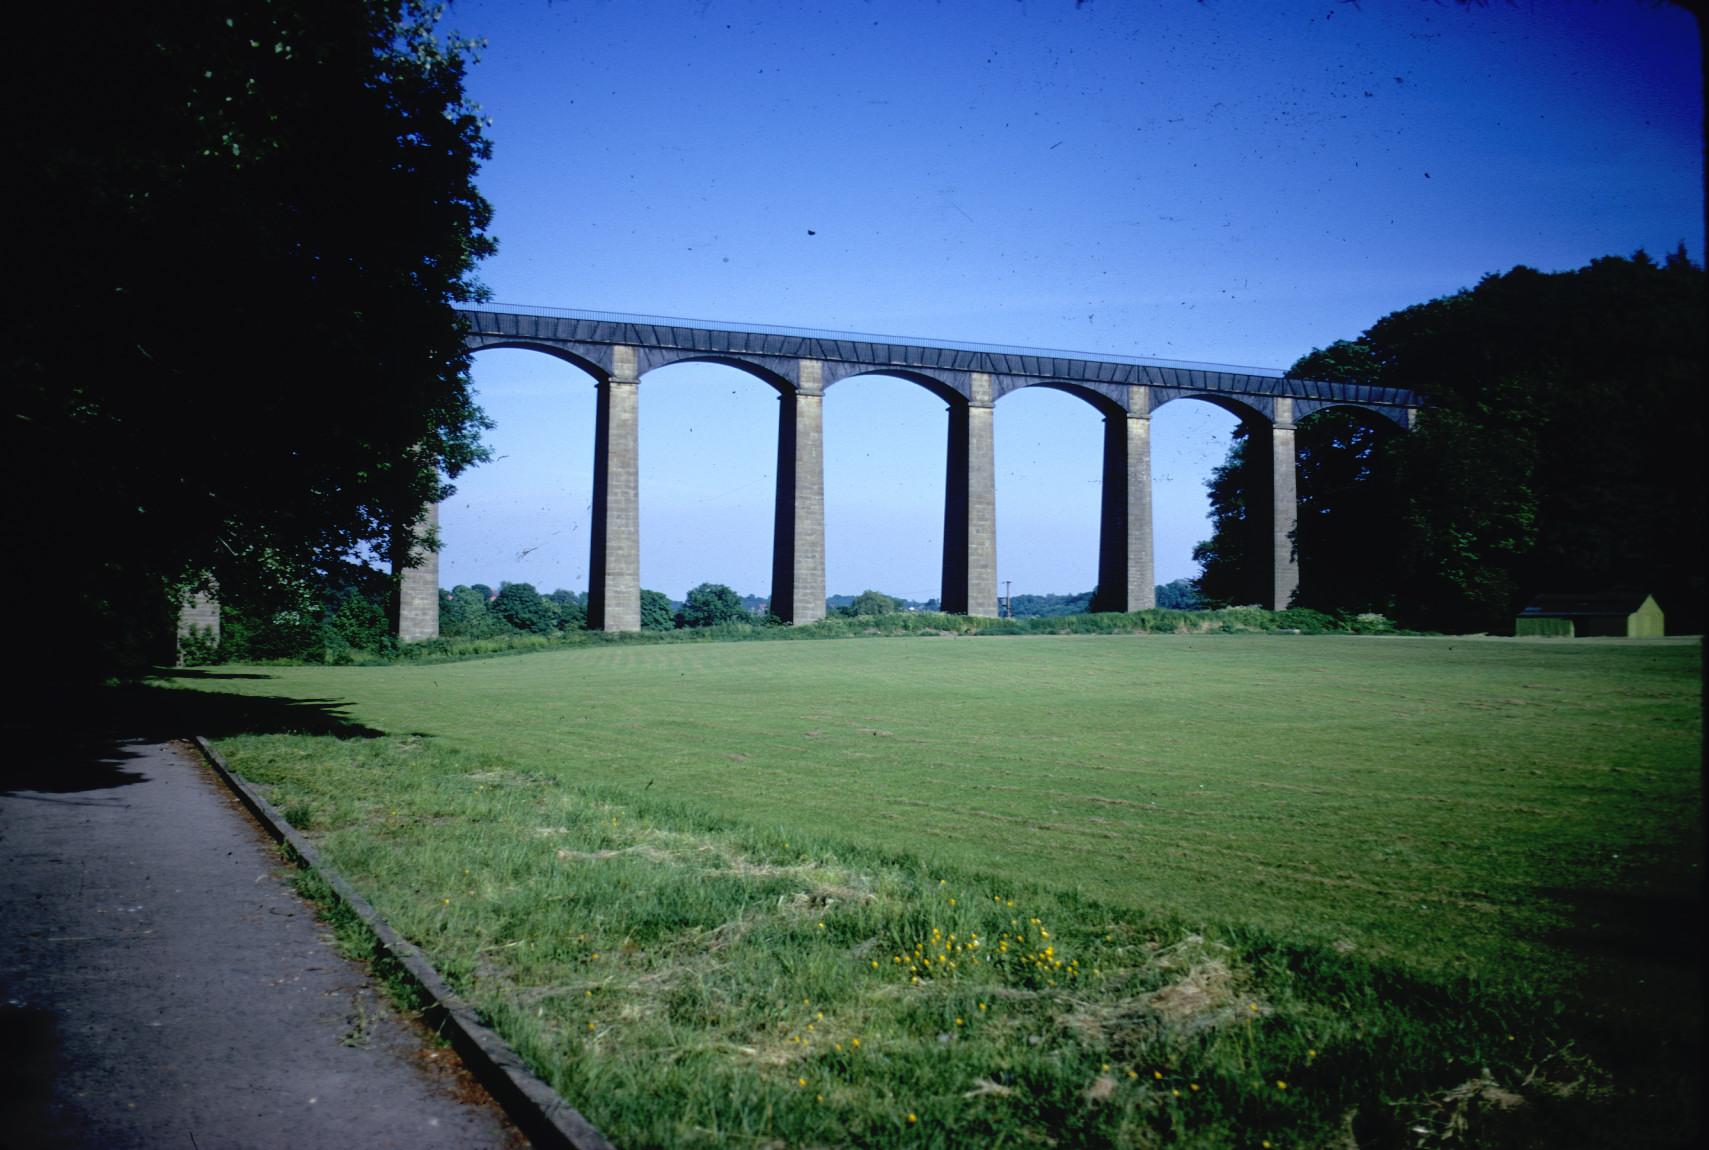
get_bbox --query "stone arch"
[1294,398,1411,430]
[636,352,795,396]
[1152,395,1283,603]
[818,372,954,610]
[1151,391,1273,427]
[822,366,991,614]
[998,379,1148,613]
[395,342,606,641]
[1289,402,1408,615]
[1007,379,1127,418]
[465,337,611,383]
[822,365,967,406]
[635,353,799,615]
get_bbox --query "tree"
[1191,426,1256,607]
[7,1,496,682]
[491,582,555,635]
[547,589,587,632]
[844,589,901,616]
[1005,591,1094,618]
[1154,579,1202,611]
[639,589,677,631]
[324,585,395,661]
[440,585,506,638]
[1200,252,1704,632]
[1285,406,1407,618]
[678,583,750,628]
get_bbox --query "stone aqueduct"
[392,305,1419,640]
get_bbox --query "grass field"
[160,632,1701,1147]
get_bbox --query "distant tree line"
[1001,581,1201,618]
[440,583,588,637]
[440,580,775,636]
[1193,251,1704,633]
[826,592,940,613]
[199,572,1225,663]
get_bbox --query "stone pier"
[941,372,998,617]
[1269,398,1299,611]
[587,347,641,631]
[395,502,440,642]
[770,361,827,624]
[1092,384,1154,613]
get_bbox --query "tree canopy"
[639,590,678,631]
[491,582,557,635]
[8,1,496,679]
[841,590,902,617]
[678,583,751,628]
[1195,252,1704,632]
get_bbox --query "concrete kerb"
[190,736,617,1150]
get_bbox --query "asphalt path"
[0,737,523,1150]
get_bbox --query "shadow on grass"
[1526,865,1704,1148]
[3,680,384,796]
[120,679,387,741]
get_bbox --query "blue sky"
[437,0,1702,602]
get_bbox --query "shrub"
[491,582,556,635]
[177,625,221,666]
[639,589,676,631]
[679,583,749,628]
[1350,611,1397,634]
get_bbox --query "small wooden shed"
[1515,592,1664,638]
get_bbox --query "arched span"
[636,354,794,396]
[1294,399,1411,430]
[457,306,1424,419]
[823,366,966,407]
[1152,391,1271,427]
[1005,379,1126,418]
[465,337,609,383]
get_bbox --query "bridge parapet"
[456,305,1416,422]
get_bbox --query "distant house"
[1515,592,1664,638]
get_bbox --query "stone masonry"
[587,346,641,631]
[445,307,1417,633]
[395,501,440,642]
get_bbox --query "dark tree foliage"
[639,589,677,631]
[1199,252,1704,632]
[677,583,750,628]
[7,1,495,681]
[1191,426,1255,607]
[547,589,588,631]
[491,583,555,635]
[1006,591,1094,618]
[1289,406,1408,618]
[440,585,507,639]
[216,561,395,662]
[1154,579,1202,611]
[439,583,586,638]
[840,590,902,617]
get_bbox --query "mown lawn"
[164,633,1701,1147]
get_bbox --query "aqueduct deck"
[394,305,1419,637]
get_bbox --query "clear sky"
[436,0,1702,603]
